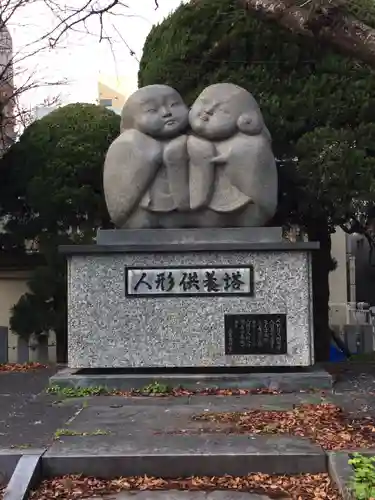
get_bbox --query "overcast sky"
[8,0,184,109]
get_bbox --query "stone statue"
[103,84,190,228]
[188,83,277,226]
[103,83,278,229]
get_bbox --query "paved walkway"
[1,363,373,499]
[0,367,81,449]
[0,361,375,450]
[47,393,324,473]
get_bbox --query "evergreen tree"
[139,0,375,360]
[0,103,120,361]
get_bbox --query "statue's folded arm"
[103,129,163,228]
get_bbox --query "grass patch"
[47,383,283,398]
[349,452,375,500]
[140,381,171,394]
[47,385,108,397]
[46,383,171,397]
[54,428,110,439]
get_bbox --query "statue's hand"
[210,154,227,165]
[187,135,215,165]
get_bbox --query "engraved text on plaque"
[125,266,254,297]
[225,314,287,355]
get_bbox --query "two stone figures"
[61,82,321,375]
[103,83,278,229]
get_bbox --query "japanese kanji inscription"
[225,314,287,355]
[125,266,254,297]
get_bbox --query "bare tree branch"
[42,0,128,48]
[240,0,375,68]
[35,0,375,70]
[112,24,137,59]
[0,0,72,152]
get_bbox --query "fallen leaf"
[29,473,341,500]
[190,403,375,450]
[0,362,47,372]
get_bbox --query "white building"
[33,105,59,121]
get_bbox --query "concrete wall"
[352,234,375,306]
[0,268,56,363]
[0,269,29,362]
[329,227,375,327]
[329,227,350,326]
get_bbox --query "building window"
[100,98,113,107]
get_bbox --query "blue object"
[330,343,346,361]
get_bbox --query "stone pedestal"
[60,228,318,369]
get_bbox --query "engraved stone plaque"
[125,266,254,297]
[225,314,287,355]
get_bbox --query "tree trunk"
[307,219,331,362]
[239,0,375,68]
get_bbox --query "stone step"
[50,366,333,392]
[45,397,326,477]
[43,439,326,478]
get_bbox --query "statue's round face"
[132,89,189,139]
[189,93,240,140]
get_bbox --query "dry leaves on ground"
[193,402,375,450]
[30,473,341,499]
[0,362,47,372]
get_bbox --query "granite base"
[50,366,332,392]
[61,229,318,369]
